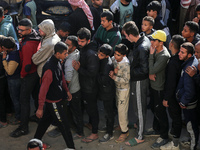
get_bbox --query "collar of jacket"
[182,55,195,68]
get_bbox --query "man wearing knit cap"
[148,30,171,149]
[68,0,95,36]
[27,138,44,150]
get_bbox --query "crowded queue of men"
[1,0,200,150]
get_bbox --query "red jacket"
[19,29,41,78]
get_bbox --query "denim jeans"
[8,78,21,120]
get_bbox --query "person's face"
[17,25,30,37]
[65,39,75,53]
[39,28,46,37]
[178,47,189,61]
[141,20,152,32]
[197,11,200,19]
[92,0,103,7]
[2,46,12,53]
[101,17,112,29]
[78,37,90,49]
[114,51,124,62]
[98,51,108,60]
[195,44,200,59]
[58,30,69,38]
[150,39,160,49]
[182,25,193,39]
[147,10,155,18]
[58,49,68,61]
[124,31,134,43]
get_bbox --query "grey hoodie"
[32,19,60,77]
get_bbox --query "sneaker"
[144,128,160,136]
[63,148,75,150]
[180,139,190,148]
[46,125,57,133]
[99,134,114,143]
[47,127,61,138]
[160,141,180,150]
[151,137,169,149]
[10,127,29,138]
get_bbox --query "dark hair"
[171,35,185,50]
[122,21,139,36]
[27,140,42,150]
[146,1,161,14]
[0,6,4,17]
[18,18,33,28]
[54,41,68,54]
[181,42,194,55]
[143,16,155,26]
[115,44,128,55]
[58,22,71,32]
[77,27,91,40]
[99,44,113,56]
[0,35,6,46]
[185,21,199,34]
[67,35,78,48]
[2,37,16,49]
[196,3,200,12]
[0,1,10,11]
[101,11,114,22]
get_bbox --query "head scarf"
[68,0,94,30]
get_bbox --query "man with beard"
[10,18,41,137]
[72,27,99,143]
[176,42,199,150]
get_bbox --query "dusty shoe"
[151,137,169,149]
[47,127,61,138]
[99,134,114,143]
[144,128,159,136]
[160,141,180,150]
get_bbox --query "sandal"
[0,122,8,128]
[81,137,98,143]
[73,133,84,140]
[125,138,144,146]
[115,132,129,143]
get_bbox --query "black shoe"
[29,114,40,123]
[10,127,29,138]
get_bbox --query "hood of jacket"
[38,19,55,39]
[81,41,98,52]
[0,15,12,25]
[22,29,41,42]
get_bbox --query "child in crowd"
[181,21,200,46]
[141,16,155,37]
[146,1,171,49]
[109,43,130,143]
[34,41,75,150]
[97,44,115,143]
[2,37,21,125]
[193,3,200,34]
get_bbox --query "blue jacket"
[176,56,198,107]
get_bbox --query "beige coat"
[32,19,60,77]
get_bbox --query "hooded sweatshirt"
[32,19,61,77]
[0,15,18,43]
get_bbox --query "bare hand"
[109,70,115,80]
[2,51,7,59]
[150,45,156,54]
[36,109,43,119]
[114,66,119,74]
[67,91,72,101]
[163,100,169,107]
[149,74,156,81]
[193,17,199,23]
[72,60,80,71]
[185,66,197,77]
[179,103,186,109]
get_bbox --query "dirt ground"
[0,100,197,150]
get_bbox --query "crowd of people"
[1,0,200,150]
